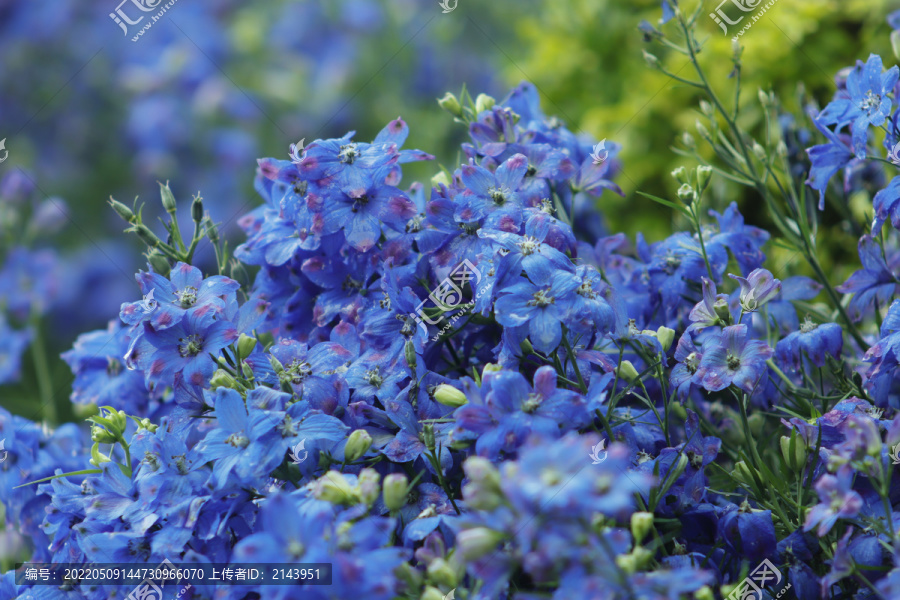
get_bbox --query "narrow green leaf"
[636,191,692,218]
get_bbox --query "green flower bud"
[205,217,220,244]
[132,223,162,248]
[89,442,112,467]
[91,425,118,444]
[357,468,380,506]
[681,132,696,149]
[159,182,177,213]
[695,120,711,140]
[630,512,654,544]
[147,250,170,276]
[210,369,238,390]
[345,429,373,462]
[893,30,900,63]
[434,384,467,408]
[696,165,712,192]
[671,166,690,186]
[138,418,158,433]
[191,195,204,223]
[482,363,503,376]
[733,460,754,487]
[431,171,451,188]
[404,339,417,372]
[699,100,713,116]
[656,326,675,352]
[713,297,731,322]
[462,457,504,511]
[242,362,254,379]
[617,360,639,382]
[237,334,258,360]
[695,586,715,600]
[421,587,445,600]
[676,183,695,204]
[313,471,357,505]
[474,93,496,114]
[423,423,436,452]
[108,198,135,223]
[615,547,653,574]
[758,88,771,107]
[457,527,505,561]
[780,430,808,473]
[642,50,660,68]
[438,92,463,117]
[426,558,458,589]
[752,142,767,161]
[382,473,409,511]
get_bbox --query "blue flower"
[0,314,32,385]
[136,309,238,387]
[729,268,781,313]
[458,154,529,231]
[870,175,900,235]
[494,268,580,353]
[696,324,773,393]
[838,234,900,322]
[804,466,863,536]
[817,54,899,159]
[805,118,853,210]
[776,320,843,371]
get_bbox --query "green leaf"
[636,191,692,218]
[14,469,102,488]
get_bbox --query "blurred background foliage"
[0,0,896,418]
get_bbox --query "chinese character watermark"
[110,0,181,42]
[709,0,780,40]
[726,558,791,600]
[410,259,484,342]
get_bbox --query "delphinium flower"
[862,299,900,403]
[816,54,899,159]
[696,324,773,393]
[686,276,730,333]
[775,318,843,371]
[803,465,863,536]
[805,119,854,210]
[837,234,900,322]
[61,320,153,414]
[453,367,588,459]
[729,268,781,314]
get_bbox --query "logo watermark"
[0,139,8,164]
[289,439,308,465]
[890,442,900,465]
[442,589,456,600]
[125,559,192,600]
[726,558,791,600]
[590,139,608,165]
[411,259,485,342]
[589,439,608,464]
[0,439,7,463]
[438,0,458,13]
[709,0,780,40]
[109,0,180,42]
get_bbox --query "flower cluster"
[6,6,900,600]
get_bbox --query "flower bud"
[147,250,170,276]
[696,165,712,192]
[758,88,771,107]
[431,171,451,188]
[133,223,162,248]
[780,430,808,473]
[642,50,660,68]
[237,334,257,360]
[630,512,654,544]
[423,423,436,452]
[616,360,640,382]
[462,457,504,511]
[191,195,204,223]
[404,339,417,371]
[457,527,505,561]
[893,29,900,63]
[671,166,690,186]
[109,198,135,223]
[138,418,158,433]
[434,383,467,408]
[205,217,220,244]
[89,443,112,467]
[426,558,458,589]
[210,369,238,390]
[681,132,696,149]
[695,120,711,139]
[345,429,373,462]
[615,547,653,574]
[313,471,357,505]
[713,297,731,322]
[382,473,409,511]
[358,468,380,506]
[676,183,695,204]
[695,586,715,600]
[732,460,754,487]
[752,142,767,161]
[421,587,445,600]
[91,425,118,444]
[699,100,713,116]
[437,92,463,118]
[474,93,496,114]
[656,326,675,352]
[159,182,177,213]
